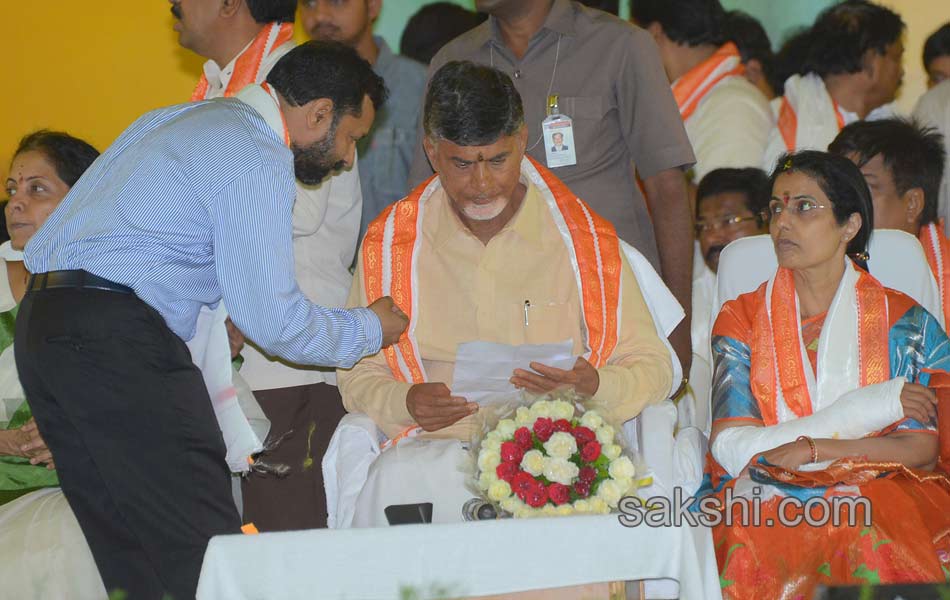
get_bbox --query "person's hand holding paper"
[452,340,578,405]
[510,357,600,396]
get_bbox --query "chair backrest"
[713,230,942,326]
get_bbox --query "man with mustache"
[338,62,672,543]
[762,0,905,171]
[299,0,427,240]
[17,42,407,600]
[687,167,769,430]
[408,0,697,382]
[169,0,372,531]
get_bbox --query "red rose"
[572,426,596,445]
[512,471,535,500]
[533,417,555,442]
[573,481,591,498]
[553,419,572,433]
[581,441,601,462]
[500,441,524,464]
[514,427,534,450]
[578,466,597,483]
[525,482,549,508]
[548,483,570,505]
[496,462,518,483]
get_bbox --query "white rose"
[520,449,546,476]
[488,480,512,502]
[482,436,502,453]
[588,497,609,514]
[597,479,623,508]
[574,499,591,513]
[515,406,533,426]
[543,457,580,486]
[541,504,558,517]
[478,448,501,473]
[477,471,494,491]
[514,506,535,519]
[608,456,636,480]
[603,443,622,460]
[496,419,517,439]
[580,410,604,429]
[531,400,554,419]
[543,431,578,459]
[614,477,634,495]
[596,424,616,445]
[556,504,575,516]
[500,497,523,514]
[551,400,575,421]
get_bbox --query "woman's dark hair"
[13,130,100,188]
[246,0,296,24]
[399,3,487,65]
[923,23,950,71]
[424,61,524,146]
[803,0,904,78]
[829,118,945,227]
[630,0,727,48]
[267,41,387,117]
[769,150,874,267]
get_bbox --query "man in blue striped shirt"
[15,42,406,600]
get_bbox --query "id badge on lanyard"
[542,94,577,169]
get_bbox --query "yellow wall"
[883,0,950,114]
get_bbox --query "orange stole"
[776,94,847,152]
[715,269,902,426]
[361,157,622,387]
[920,221,950,327]
[672,42,745,122]
[191,22,294,101]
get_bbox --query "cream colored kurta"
[337,180,673,440]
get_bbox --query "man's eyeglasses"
[694,214,763,234]
[768,196,829,219]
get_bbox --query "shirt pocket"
[503,300,575,347]
[557,95,614,169]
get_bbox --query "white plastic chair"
[714,230,942,328]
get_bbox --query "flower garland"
[475,398,638,518]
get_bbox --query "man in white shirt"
[762,0,904,171]
[171,0,365,530]
[914,81,950,234]
[632,0,773,185]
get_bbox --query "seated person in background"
[913,81,950,230]
[685,168,769,429]
[701,150,950,599]
[763,0,904,170]
[723,10,776,100]
[399,2,486,66]
[632,0,773,185]
[338,62,672,527]
[829,118,947,323]
[0,130,105,598]
[924,23,950,88]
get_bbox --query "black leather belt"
[28,270,134,295]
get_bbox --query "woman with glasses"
[699,150,950,599]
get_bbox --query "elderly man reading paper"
[337,61,674,528]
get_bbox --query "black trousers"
[241,382,347,531]
[15,287,241,600]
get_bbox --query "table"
[197,513,721,599]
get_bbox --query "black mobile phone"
[384,502,433,525]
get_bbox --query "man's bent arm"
[213,165,382,368]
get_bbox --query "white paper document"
[451,340,577,405]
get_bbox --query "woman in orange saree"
[699,151,950,600]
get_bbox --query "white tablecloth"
[197,514,720,599]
